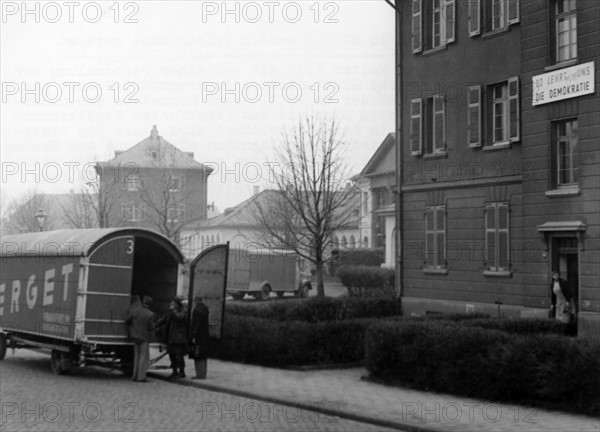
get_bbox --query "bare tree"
[253,115,358,297]
[2,189,49,235]
[59,167,120,229]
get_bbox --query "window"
[425,206,446,268]
[469,0,519,36]
[169,174,186,191]
[411,94,446,155]
[469,77,519,148]
[412,0,455,53]
[121,202,146,222]
[167,204,185,223]
[552,0,577,63]
[551,119,579,187]
[122,173,146,191]
[485,203,510,272]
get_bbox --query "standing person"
[155,296,189,379]
[189,295,210,379]
[125,295,154,382]
[550,271,574,323]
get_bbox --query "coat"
[155,307,189,354]
[125,299,155,342]
[189,302,210,359]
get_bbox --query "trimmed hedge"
[365,320,600,416]
[337,265,396,297]
[226,296,402,322]
[210,315,374,366]
[336,248,384,267]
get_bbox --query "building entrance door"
[551,237,579,330]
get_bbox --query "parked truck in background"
[226,248,312,301]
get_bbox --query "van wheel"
[276,291,285,298]
[259,285,271,301]
[0,334,7,360]
[50,350,72,375]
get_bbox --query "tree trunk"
[316,261,325,297]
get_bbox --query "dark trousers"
[194,358,207,379]
[168,353,185,374]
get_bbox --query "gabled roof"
[183,189,360,231]
[354,133,396,179]
[97,125,213,171]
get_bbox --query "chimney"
[253,186,260,195]
[151,125,158,139]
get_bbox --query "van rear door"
[80,236,134,344]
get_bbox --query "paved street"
[0,350,398,432]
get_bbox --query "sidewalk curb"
[147,371,441,432]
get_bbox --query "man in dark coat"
[125,296,154,382]
[155,296,188,379]
[189,295,210,379]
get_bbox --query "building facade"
[353,133,397,267]
[97,126,213,246]
[396,0,599,337]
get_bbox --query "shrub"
[336,248,384,267]
[211,315,374,366]
[337,265,396,298]
[365,320,600,416]
[225,296,402,322]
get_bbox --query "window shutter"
[468,85,482,147]
[180,174,186,190]
[410,98,423,155]
[498,204,510,270]
[433,95,445,152]
[468,0,481,36]
[445,0,456,43]
[425,208,434,265]
[141,203,147,221]
[485,205,497,269]
[508,77,520,142]
[140,173,146,190]
[508,0,519,25]
[412,0,423,53]
[437,207,446,266]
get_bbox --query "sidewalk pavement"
[147,348,600,432]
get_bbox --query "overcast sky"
[1,0,395,213]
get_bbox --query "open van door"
[189,243,229,339]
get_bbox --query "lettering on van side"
[0,263,74,316]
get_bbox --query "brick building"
[394,0,599,337]
[96,126,213,246]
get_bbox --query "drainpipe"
[394,2,403,299]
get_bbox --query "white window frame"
[555,119,579,186]
[425,205,446,269]
[485,203,510,272]
[555,0,577,63]
[413,0,455,52]
[487,77,520,146]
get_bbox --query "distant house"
[96,125,213,246]
[353,133,396,267]
[180,188,360,261]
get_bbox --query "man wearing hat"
[189,295,210,379]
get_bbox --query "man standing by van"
[125,296,154,382]
[189,295,210,379]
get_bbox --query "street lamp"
[35,208,47,232]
